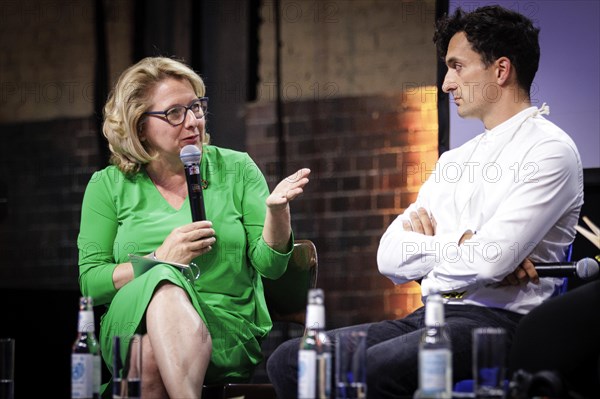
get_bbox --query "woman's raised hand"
[266,168,311,210]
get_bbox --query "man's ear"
[496,57,512,86]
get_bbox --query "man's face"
[442,32,498,122]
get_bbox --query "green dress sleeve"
[77,169,120,305]
[239,153,293,280]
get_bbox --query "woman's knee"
[148,282,195,316]
[152,281,187,300]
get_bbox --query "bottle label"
[72,353,94,398]
[78,310,95,333]
[298,349,317,399]
[305,305,325,329]
[419,348,452,393]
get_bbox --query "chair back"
[262,239,318,325]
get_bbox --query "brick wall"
[246,88,439,327]
[0,0,133,289]
[0,117,100,289]
[251,0,438,327]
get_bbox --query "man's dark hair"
[433,5,540,97]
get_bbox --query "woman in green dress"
[77,56,310,398]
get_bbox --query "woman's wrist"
[266,202,291,213]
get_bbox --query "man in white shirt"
[268,5,583,397]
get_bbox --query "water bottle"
[415,293,452,399]
[71,297,101,399]
[298,289,332,398]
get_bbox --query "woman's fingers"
[186,227,216,241]
[177,220,213,233]
[286,168,311,184]
[267,168,311,208]
[158,221,216,263]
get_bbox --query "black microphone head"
[180,145,202,166]
[575,257,599,280]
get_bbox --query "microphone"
[179,145,206,221]
[534,258,599,280]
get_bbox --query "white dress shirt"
[377,106,584,314]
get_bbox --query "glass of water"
[335,330,367,399]
[473,327,507,399]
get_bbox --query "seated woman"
[77,56,310,398]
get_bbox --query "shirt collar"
[484,106,540,137]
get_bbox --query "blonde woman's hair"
[102,57,209,175]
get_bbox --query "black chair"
[201,239,319,399]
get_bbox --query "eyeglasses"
[144,97,209,126]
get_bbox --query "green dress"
[77,145,292,385]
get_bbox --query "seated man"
[267,5,583,398]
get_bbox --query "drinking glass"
[472,327,506,399]
[335,330,367,399]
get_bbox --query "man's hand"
[402,207,436,236]
[458,230,474,245]
[499,257,540,286]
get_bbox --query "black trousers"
[509,279,600,397]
